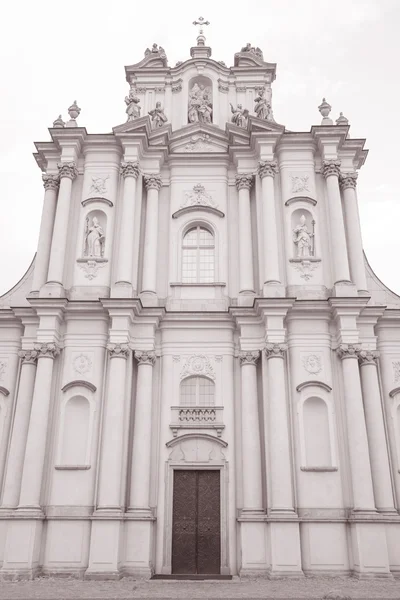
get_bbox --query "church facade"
[1,25,400,580]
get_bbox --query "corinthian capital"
[339,172,358,190]
[33,342,60,360]
[144,174,162,191]
[322,160,341,179]
[57,161,78,180]
[42,174,60,191]
[235,173,254,191]
[265,343,287,359]
[120,161,140,179]
[134,350,156,366]
[336,344,361,360]
[239,351,260,366]
[107,343,131,359]
[18,349,39,365]
[358,349,379,366]
[258,160,278,179]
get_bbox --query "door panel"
[172,470,197,574]
[197,470,221,574]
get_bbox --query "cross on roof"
[193,16,210,36]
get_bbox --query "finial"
[336,112,349,126]
[53,114,65,128]
[193,16,210,47]
[66,100,81,128]
[318,97,333,125]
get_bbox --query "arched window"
[182,226,215,283]
[180,376,215,407]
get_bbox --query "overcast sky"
[0,0,399,296]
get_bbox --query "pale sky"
[1,0,399,296]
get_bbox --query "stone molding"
[0,386,10,396]
[358,349,379,366]
[33,342,60,360]
[134,350,156,366]
[18,349,39,365]
[239,350,260,366]
[296,380,332,393]
[265,343,287,359]
[258,160,278,179]
[57,162,78,180]
[61,380,97,393]
[235,174,254,191]
[120,161,140,179]
[42,174,60,191]
[339,172,358,190]
[336,344,361,360]
[107,343,130,359]
[144,174,162,191]
[322,160,341,179]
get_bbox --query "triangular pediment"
[170,124,229,154]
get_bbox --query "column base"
[124,519,154,578]
[111,282,135,298]
[40,281,67,298]
[268,521,303,577]
[350,521,391,577]
[86,518,123,577]
[238,291,256,306]
[139,291,159,307]
[239,520,267,573]
[331,281,358,297]
[262,282,286,298]
[1,518,44,576]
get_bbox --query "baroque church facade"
[1,22,400,579]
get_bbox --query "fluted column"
[235,175,255,295]
[96,344,130,511]
[322,160,351,285]
[46,162,78,286]
[239,351,263,513]
[128,351,156,515]
[258,161,281,288]
[18,343,60,510]
[114,161,140,293]
[340,172,368,293]
[336,344,376,511]
[31,176,59,292]
[141,175,162,296]
[358,350,396,512]
[1,351,38,508]
[265,343,294,513]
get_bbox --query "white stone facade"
[0,36,400,580]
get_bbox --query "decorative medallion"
[181,184,217,210]
[302,353,322,375]
[181,355,215,380]
[290,174,310,194]
[214,355,223,362]
[73,354,92,376]
[88,174,109,197]
[393,360,400,384]
[291,259,320,281]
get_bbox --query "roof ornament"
[66,101,81,128]
[336,112,349,126]
[318,98,333,125]
[53,114,65,128]
[240,43,264,61]
[193,16,210,47]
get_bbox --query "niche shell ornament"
[181,355,216,380]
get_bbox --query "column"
[322,160,351,284]
[96,344,130,511]
[141,175,162,297]
[31,175,59,292]
[1,350,38,508]
[336,344,376,511]
[258,161,281,288]
[265,343,294,512]
[340,172,368,293]
[358,350,396,512]
[235,174,254,295]
[46,162,78,286]
[128,351,156,514]
[239,351,263,513]
[114,161,140,293]
[18,343,60,510]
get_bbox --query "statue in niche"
[125,88,141,121]
[230,103,249,128]
[254,87,271,121]
[148,102,168,129]
[84,217,105,258]
[293,215,315,258]
[188,82,213,124]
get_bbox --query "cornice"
[296,381,332,393]
[62,380,97,393]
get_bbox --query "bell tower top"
[191,16,212,59]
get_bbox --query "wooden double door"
[172,470,221,575]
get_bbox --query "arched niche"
[302,397,332,468]
[81,209,107,260]
[188,75,213,124]
[291,208,316,259]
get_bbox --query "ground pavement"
[0,576,399,600]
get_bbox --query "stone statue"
[240,43,264,60]
[293,215,314,258]
[148,102,168,129]
[254,87,271,121]
[84,217,105,258]
[188,82,213,124]
[230,103,249,128]
[125,89,141,121]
